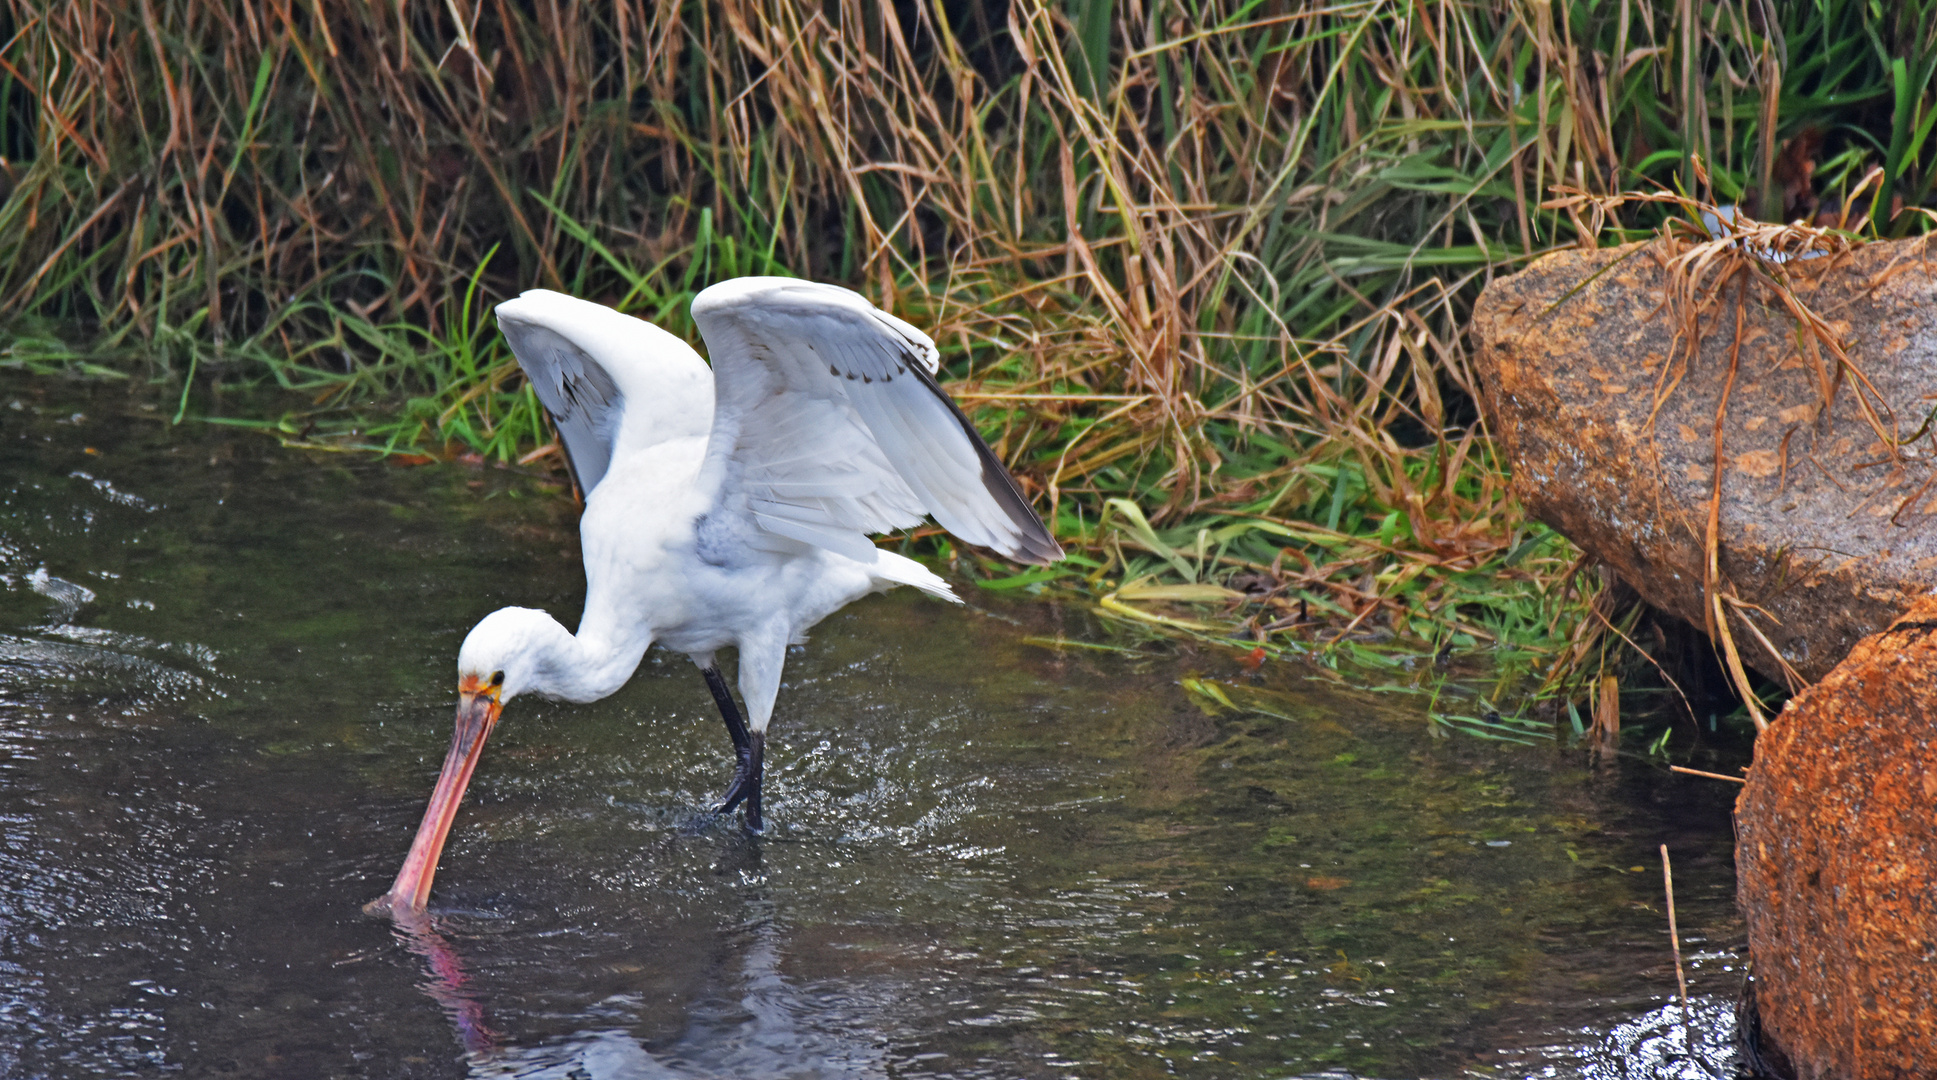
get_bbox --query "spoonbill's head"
[369,607,560,918]
[453,606,565,703]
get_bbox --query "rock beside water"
[1734,596,1937,1079]
[1471,237,1937,683]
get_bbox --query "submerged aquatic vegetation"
[0,0,1931,722]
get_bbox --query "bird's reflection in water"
[389,911,501,1063]
[397,837,897,1079]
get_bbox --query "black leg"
[701,664,750,752]
[701,664,765,832]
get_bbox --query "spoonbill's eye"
[490,671,505,687]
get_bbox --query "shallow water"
[0,379,1747,1079]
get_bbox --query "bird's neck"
[528,614,650,704]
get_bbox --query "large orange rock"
[1471,237,1937,682]
[1735,595,1937,1078]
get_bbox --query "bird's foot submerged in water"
[713,731,764,832]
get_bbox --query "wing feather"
[690,277,1062,565]
[495,290,713,496]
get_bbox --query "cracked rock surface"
[1472,236,1937,683]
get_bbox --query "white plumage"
[371,277,1060,916]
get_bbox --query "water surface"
[0,379,1745,1078]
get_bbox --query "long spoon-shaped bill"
[366,689,501,917]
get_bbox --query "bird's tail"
[869,549,961,603]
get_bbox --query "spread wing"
[689,277,1061,565]
[496,290,714,495]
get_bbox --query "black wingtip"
[980,465,1063,566]
[972,459,1062,566]
[901,360,1063,565]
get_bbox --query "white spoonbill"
[370,278,1061,916]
